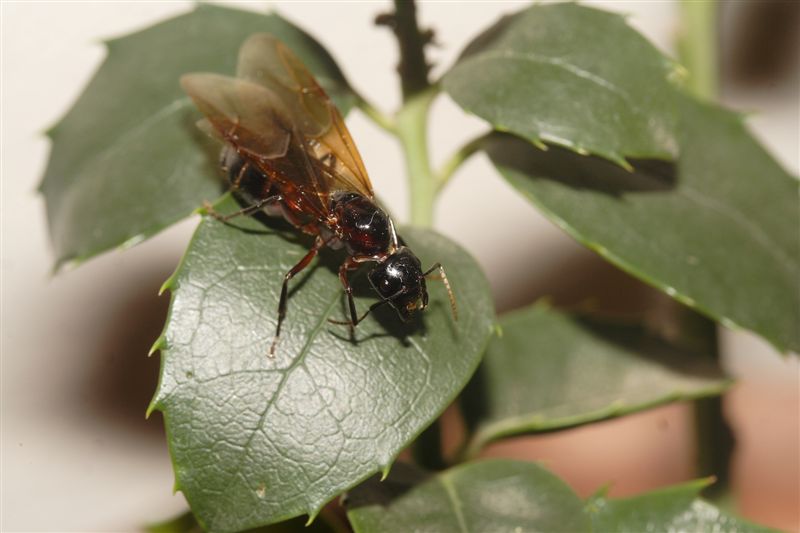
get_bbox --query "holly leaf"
[149,196,495,532]
[40,4,356,268]
[147,511,335,533]
[460,302,729,456]
[346,460,590,533]
[586,479,778,532]
[483,93,800,353]
[445,1,799,352]
[347,461,774,533]
[442,3,681,168]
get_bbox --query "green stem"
[373,0,441,225]
[435,133,488,194]
[395,88,438,227]
[678,0,719,99]
[678,0,733,498]
[355,92,396,134]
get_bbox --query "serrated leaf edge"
[505,169,795,354]
[441,2,685,171]
[151,220,498,529]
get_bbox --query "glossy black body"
[223,147,429,323]
[367,249,428,321]
[184,36,455,356]
[330,192,393,258]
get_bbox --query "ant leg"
[230,161,249,191]
[331,258,360,336]
[270,235,324,356]
[202,194,282,223]
[341,258,360,325]
[328,299,392,327]
[225,115,241,142]
[328,284,408,333]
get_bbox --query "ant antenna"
[422,263,458,322]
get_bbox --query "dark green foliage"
[40,2,793,532]
[40,4,355,267]
[149,197,495,532]
[460,302,729,456]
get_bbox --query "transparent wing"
[181,73,331,219]
[181,73,291,159]
[237,33,375,199]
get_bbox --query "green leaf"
[460,302,729,456]
[346,460,590,533]
[147,511,335,533]
[586,480,778,532]
[348,461,773,533]
[483,94,800,353]
[149,196,495,533]
[442,3,681,168]
[444,1,799,352]
[40,4,355,268]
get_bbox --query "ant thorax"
[330,192,396,259]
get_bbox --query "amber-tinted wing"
[236,33,375,200]
[181,73,291,160]
[181,73,332,219]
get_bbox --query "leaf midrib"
[680,184,798,279]
[223,275,343,502]
[439,473,470,533]
[452,49,650,128]
[509,179,798,337]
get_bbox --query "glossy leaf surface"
[443,3,680,167]
[461,302,729,456]
[348,461,772,533]
[586,480,777,532]
[150,197,495,532]
[147,511,335,533]
[483,94,800,353]
[347,460,590,533]
[40,4,355,267]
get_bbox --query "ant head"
[368,247,428,322]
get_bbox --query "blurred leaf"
[461,302,729,456]
[149,196,495,532]
[40,4,355,268]
[146,510,335,533]
[346,460,589,533]
[443,3,680,168]
[586,480,778,532]
[347,461,774,533]
[483,94,800,353]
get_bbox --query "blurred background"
[1,1,798,531]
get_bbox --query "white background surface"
[1,1,798,531]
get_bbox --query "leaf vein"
[227,279,342,492]
[466,50,634,107]
[679,185,798,279]
[439,472,470,533]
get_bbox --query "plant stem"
[395,88,438,227]
[678,0,719,100]
[384,0,431,102]
[435,134,488,194]
[372,0,441,225]
[678,1,734,496]
[355,92,396,134]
